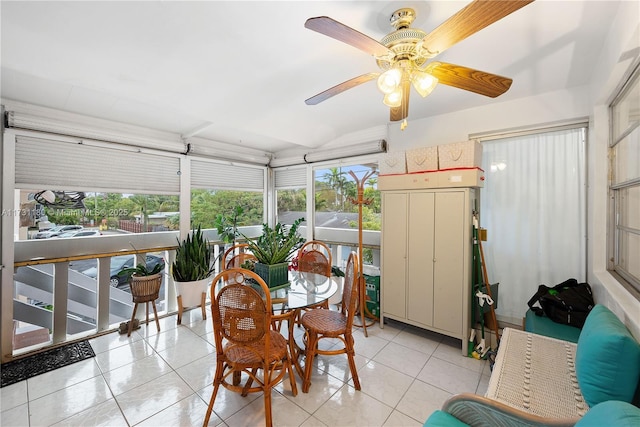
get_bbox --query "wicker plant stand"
[128,273,162,337]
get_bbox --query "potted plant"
[172,225,215,324]
[241,218,305,288]
[120,259,165,335]
[214,205,244,246]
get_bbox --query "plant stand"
[348,169,378,337]
[175,278,209,325]
[128,273,162,337]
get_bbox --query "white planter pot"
[174,277,211,324]
[175,277,210,307]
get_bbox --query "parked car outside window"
[33,225,83,239]
[81,254,165,288]
[56,230,102,238]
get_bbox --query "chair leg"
[127,303,139,337]
[151,300,161,333]
[145,301,150,327]
[345,333,361,390]
[201,292,207,320]
[263,382,273,427]
[302,331,318,393]
[203,360,224,427]
[286,355,298,397]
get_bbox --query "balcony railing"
[10,226,380,358]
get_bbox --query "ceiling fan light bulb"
[377,68,402,94]
[383,89,402,108]
[411,71,438,97]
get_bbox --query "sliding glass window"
[609,63,640,295]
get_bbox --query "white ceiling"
[0,1,623,155]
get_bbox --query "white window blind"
[15,135,180,193]
[191,159,264,190]
[275,167,306,189]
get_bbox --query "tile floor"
[1,309,491,426]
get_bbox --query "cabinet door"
[433,191,465,335]
[407,192,435,326]
[381,192,407,319]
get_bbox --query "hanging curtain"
[480,127,587,323]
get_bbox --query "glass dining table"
[270,270,340,379]
[212,269,340,379]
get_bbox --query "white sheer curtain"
[480,127,587,323]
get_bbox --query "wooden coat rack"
[348,169,377,337]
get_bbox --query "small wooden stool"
[128,274,162,337]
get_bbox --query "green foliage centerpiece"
[241,218,305,288]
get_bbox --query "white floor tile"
[0,403,29,427]
[116,371,193,426]
[417,357,481,395]
[28,376,112,426]
[314,384,393,427]
[136,393,220,427]
[94,338,155,373]
[27,358,101,400]
[0,381,28,412]
[383,410,423,427]
[396,380,452,424]
[50,398,128,426]
[103,352,172,395]
[358,360,414,407]
[372,341,430,377]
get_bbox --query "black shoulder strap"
[527,284,550,315]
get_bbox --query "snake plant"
[171,226,215,282]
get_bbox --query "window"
[274,166,307,226]
[314,164,380,232]
[190,189,263,229]
[609,63,640,294]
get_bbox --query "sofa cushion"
[575,304,640,406]
[576,400,640,427]
[423,410,469,427]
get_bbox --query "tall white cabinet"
[380,182,477,354]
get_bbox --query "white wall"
[382,0,640,338]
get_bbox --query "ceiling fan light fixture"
[377,68,402,94]
[411,70,438,97]
[383,88,403,108]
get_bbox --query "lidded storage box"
[378,151,407,175]
[406,146,438,173]
[438,139,483,170]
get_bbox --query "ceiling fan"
[304,0,535,130]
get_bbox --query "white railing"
[10,228,380,357]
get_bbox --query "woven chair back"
[341,252,360,326]
[224,252,258,270]
[210,268,272,350]
[298,241,332,276]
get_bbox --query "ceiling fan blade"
[429,62,512,98]
[420,0,534,57]
[305,16,393,57]
[305,73,378,105]
[390,80,411,122]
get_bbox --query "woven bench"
[424,304,640,427]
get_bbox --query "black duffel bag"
[527,278,595,328]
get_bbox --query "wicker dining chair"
[300,251,361,393]
[203,268,297,427]
[293,240,332,322]
[297,240,332,277]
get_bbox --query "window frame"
[608,62,640,297]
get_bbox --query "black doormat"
[1,340,95,388]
